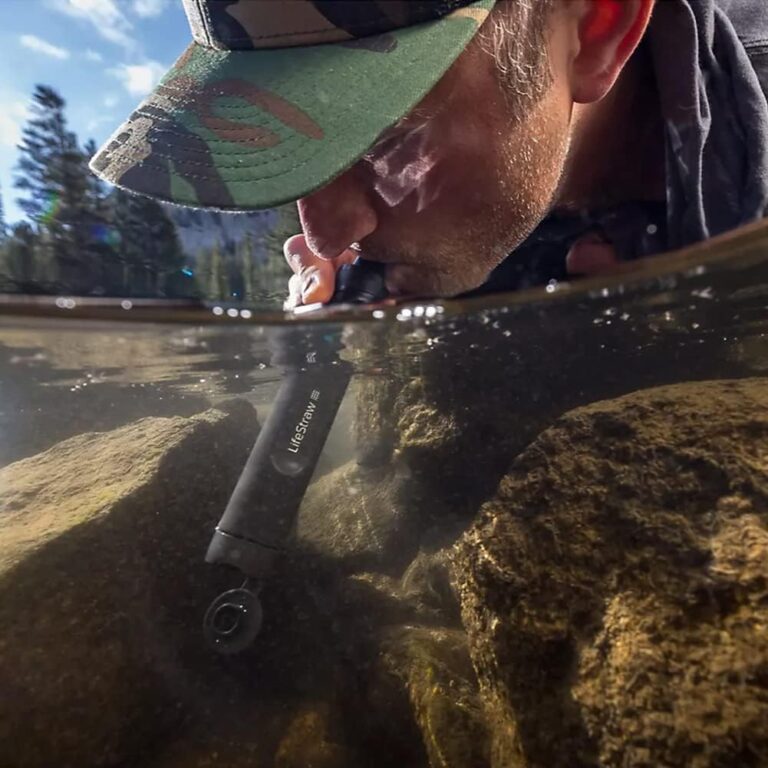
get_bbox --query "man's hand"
[283,234,358,309]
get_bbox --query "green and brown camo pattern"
[91,0,492,210]
[187,0,485,50]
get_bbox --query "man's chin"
[384,262,488,299]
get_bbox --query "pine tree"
[111,188,141,293]
[14,85,91,290]
[81,139,123,294]
[239,231,258,301]
[111,188,184,296]
[208,242,227,300]
[194,242,228,301]
[145,196,184,296]
[0,222,43,292]
[194,247,212,299]
[0,182,8,244]
[262,204,299,283]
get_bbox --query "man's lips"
[289,232,446,300]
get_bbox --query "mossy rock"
[455,378,768,768]
[0,402,258,768]
[295,462,419,574]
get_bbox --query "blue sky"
[0,0,190,224]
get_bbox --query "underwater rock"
[400,548,462,623]
[575,514,768,768]
[341,324,401,468]
[330,550,488,768]
[274,705,351,768]
[142,721,281,768]
[373,626,490,768]
[454,378,768,768]
[152,698,351,767]
[352,371,399,468]
[397,401,462,459]
[0,401,258,768]
[335,549,462,640]
[295,462,419,574]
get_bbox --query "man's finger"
[283,234,358,305]
[283,234,336,304]
[283,234,324,274]
[284,273,303,310]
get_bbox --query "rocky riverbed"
[1,377,766,767]
[455,378,768,768]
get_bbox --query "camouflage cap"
[90,0,495,211]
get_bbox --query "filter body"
[205,337,351,577]
[205,258,387,577]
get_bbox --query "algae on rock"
[0,401,258,768]
[7,317,767,768]
[379,627,491,768]
[0,388,489,768]
[295,462,420,574]
[454,378,768,768]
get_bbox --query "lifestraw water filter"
[203,259,388,654]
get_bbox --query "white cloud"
[109,61,166,97]
[86,115,115,132]
[0,101,30,148]
[84,49,103,62]
[103,94,119,108]
[50,0,136,50]
[20,34,70,60]
[132,0,168,18]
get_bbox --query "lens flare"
[90,223,122,248]
[39,191,61,225]
[365,119,442,212]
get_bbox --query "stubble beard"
[365,11,566,298]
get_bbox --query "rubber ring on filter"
[203,587,263,655]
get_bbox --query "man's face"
[297,7,573,297]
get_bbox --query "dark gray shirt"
[475,0,768,294]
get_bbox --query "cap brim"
[90,1,493,211]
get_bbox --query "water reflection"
[0,226,767,767]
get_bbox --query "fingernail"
[301,272,319,300]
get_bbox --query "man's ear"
[569,0,655,103]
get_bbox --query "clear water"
[1,222,767,768]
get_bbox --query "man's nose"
[297,165,378,260]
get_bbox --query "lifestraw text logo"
[287,390,321,454]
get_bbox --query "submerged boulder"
[274,705,352,768]
[10,360,767,768]
[454,378,768,768]
[0,390,483,768]
[345,553,488,768]
[0,401,258,768]
[378,626,490,768]
[295,462,420,574]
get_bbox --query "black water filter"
[203,259,388,653]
